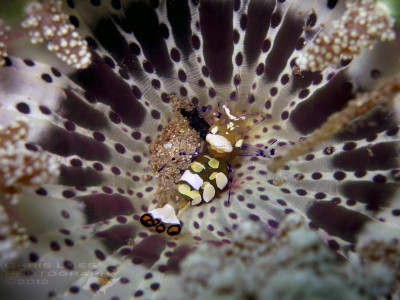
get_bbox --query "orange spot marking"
[156,224,166,233]
[167,225,181,236]
[140,214,154,227]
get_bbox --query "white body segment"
[180,170,204,190]
[216,172,228,190]
[202,183,216,202]
[149,204,180,225]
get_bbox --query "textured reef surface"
[0,0,400,299]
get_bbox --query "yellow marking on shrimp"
[191,161,205,173]
[179,183,201,202]
[208,158,220,169]
[235,139,243,148]
[201,181,208,189]
[178,183,191,195]
[209,172,218,180]
[191,194,202,206]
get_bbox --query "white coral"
[179,215,396,300]
[0,118,60,202]
[297,0,396,72]
[21,0,91,69]
[0,18,10,66]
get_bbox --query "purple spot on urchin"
[94,249,106,261]
[29,235,38,243]
[134,290,144,297]
[120,277,130,284]
[93,131,106,142]
[93,162,104,171]
[354,170,367,178]
[334,171,346,181]
[35,187,48,196]
[69,286,79,294]
[308,222,318,231]
[138,232,148,238]
[151,110,161,119]
[158,265,167,273]
[120,248,132,256]
[62,190,76,198]
[373,174,386,183]
[51,67,62,77]
[24,59,35,66]
[29,252,39,262]
[233,29,240,44]
[240,14,247,30]
[50,241,61,251]
[386,127,399,136]
[64,121,76,131]
[249,214,260,221]
[327,239,340,251]
[343,142,357,151]
[267,219,279,229]
[61,210,70,219]
[41,73,53,83]
[111,166,121,175]
[298,89,310,99]
[235,53,243,66]
[102,186,113,194]
[312,74,323,85]
[193,221,200,229]
[229,213,237,219]
[142,61,154,73]
[114,143,126,154]
[39,105,52,115]
[65,239,74,246]
[116,215,127,223]
[305,154,314,161]
[63,260,74,270]
[270,12,281,28]
[192,35,200,49]
[90,283,100,292]
[312,172,322,180]
[277,199,287,206]
[296,189,307,196]
[109,111,122,124]
[262,39,271,52]
[167,242,177,248]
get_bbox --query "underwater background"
[0,0,400,299]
